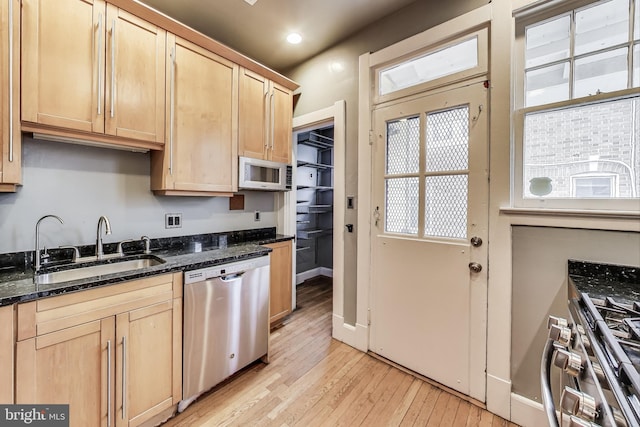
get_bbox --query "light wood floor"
[164,277,517,427]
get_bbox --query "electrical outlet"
[254,211,261,222]
[165,213,182,229]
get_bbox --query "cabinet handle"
[107,339,112,427]
[97,13,103,116]
[8,0,13,162]
[263,91,269,150]
[121,335,126,420]
[270,91,275,151]
[169,47,175,175]
[110,19,116,118]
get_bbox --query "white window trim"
[373,28,489,105]
[512,0,640,212]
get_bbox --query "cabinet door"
[22,0,105,133]
[269,82,293,164]
[105,6,165,143]
[0,304,14,403]
[116,301,176,427]
[0,0,20,191]
[267,240,293,324]
[16,318,115,427]
[238,68,269,160]
[154,35,238,194]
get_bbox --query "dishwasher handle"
[219,273,244,282]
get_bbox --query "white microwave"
[238,156,292,191]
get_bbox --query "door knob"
[469,262,482,273]
[470,236,483,247]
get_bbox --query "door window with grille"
[384,105,470,240]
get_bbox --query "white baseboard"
[331,314,369,352]
[510,393,546,427]
[486,374,512,420]
[296,267,333,285]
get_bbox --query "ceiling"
[138,0,418,72]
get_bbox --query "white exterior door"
[369,82,489,401]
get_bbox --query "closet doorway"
[289,101,345,333]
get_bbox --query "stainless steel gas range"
[542,260,640,427]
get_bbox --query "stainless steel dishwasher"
[179,255,270,412]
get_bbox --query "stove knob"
[549,324,572,347]
[553,349,583,377]
[568,415,599,427]
[561,387,598,422]
[548,315,569,329]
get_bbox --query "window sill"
[500,207,640,220]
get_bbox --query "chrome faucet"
[96,215,112,260]
[141,236,151,254]
[35,215,64,274]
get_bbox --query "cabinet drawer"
[18,274,174,339]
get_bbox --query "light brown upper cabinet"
[151,35,238,196]
[21,0,166,149]
[239,68,292,164]
[0,0,20,192]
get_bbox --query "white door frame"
[291,101,346,335]
[356,5,493,355]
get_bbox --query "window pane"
[426,107,469,172]
[379,37,478,96]
[572,176,616,197]
[525,15,570,68]
[386,117,420,175]
[526,62,570,107]
[523,96,640,199]
[574,48,628,97]
[634,44,640,86]
[575,0,629,55]
[385,178,419,235]
[425,175,468,239]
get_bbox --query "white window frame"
[513,0,640,211]
[571,173,619,197]
[374,28,488,105]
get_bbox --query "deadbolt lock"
[470,236,483,247]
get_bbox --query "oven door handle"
[541,337,560,427]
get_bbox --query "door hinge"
[368,130,374,146]
[367,307,371,326]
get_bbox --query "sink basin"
[35,256,165,285]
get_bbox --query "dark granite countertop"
[0,228,294,307]
[568,259,640,304]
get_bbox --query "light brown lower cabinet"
[266,240,293,326]
[0,304,15,403]
[15,273,182,427]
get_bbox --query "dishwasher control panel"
[184,255,270,284]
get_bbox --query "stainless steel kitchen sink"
[35,256,165,285]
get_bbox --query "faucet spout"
[96,216,112,259]
[35,214,64,275]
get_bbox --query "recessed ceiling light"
[244,0,258,5]
[286,33,302,44]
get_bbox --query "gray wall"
[286,0,488,324]
[0,137,275,253]
[511,226,640,402]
